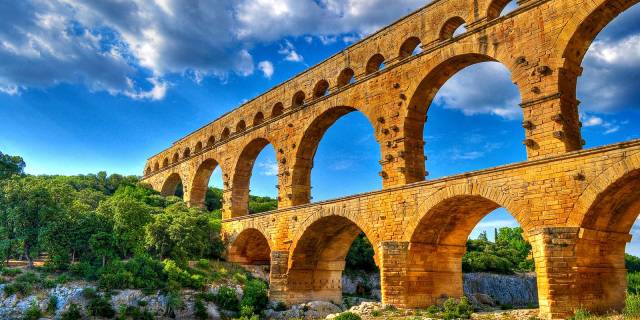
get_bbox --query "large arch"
[290,106,378,205]
[227,228,271,266]
[189,158,222,208]
[404,53,523,183]
[287,215,379,304]
[230,138,277,217]
[161,172,183,197]
[404,184,531,307]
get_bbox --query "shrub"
[241,279,268,313]
[118,305,154,320]
[213,286,239,311]
[442,297,473,320]
[69,261,96,279]
[1,268,21,277]
[48,295,59,314]
[629,272,640,295]
[60,303,83,320]
[334,312,362,320]
[625,294,640,317]
[274,301,288,311]
[194,298,208,320]
[196,259,209,269]
[371,310,382,317]
[87,295,116,318]
[570,309,593,320]
[23,302,42,320]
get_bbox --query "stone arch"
[287,213,379,304]
[227,227,272,265]
[172,152,179,164]
[207,136,216,147]
[290,105,378,205]
[313,79,330,98]
[439,16,466,40]
[145,166,151,176]
[236,120,247,133]
[365,53,385,75]
[188,157,222,208]
[153,162,160,171]
[271,102,284,117]
[398,36,422,60]
[253,112,265,126]
[183,147,191,159]
[162,158,169,168]
[230,138,278,217]
[161,172,183,197]
[194,141,203,153]
[292,90,306,108]
[403,53,523,184]
[486,0,515,20]
[403,183,530,307]
[221,127,230,140]
[336,68,355,88]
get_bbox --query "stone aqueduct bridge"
[141,0,640,318]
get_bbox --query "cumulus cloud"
[434,62,521,120]
[257,161,278,176]
[581,113,623,135]
[258,61,274,79]
[278,40,304,62]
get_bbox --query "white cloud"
[583,115,604,127]
[279,40,304,62]
[258,60,274,79]
[581,113,624,135]
[257,161,278,176]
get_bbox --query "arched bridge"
[141,0,640,318]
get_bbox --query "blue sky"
[0,1,639,253]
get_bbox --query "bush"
[241,280,269,313]
[196,259,209,269]
[334,312,362,320]
[194,298,208,320]
[625,294,640,317]
[1,268,22,277]
[442,297,473,320]
[87,295,116,318]
[118,305,154,320]
[61,303,83,320]
[98,256,166,291]
[48,295,59,314]
[213,286,239,311]
[69,261,97,279]
[23,302,42,320]
[570,309,593,320]
[629,272,640,295]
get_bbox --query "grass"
[569,294,640,319]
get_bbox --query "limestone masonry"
[141,0,640,318]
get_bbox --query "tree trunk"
[102,255,106,268]
[24,244,33,269]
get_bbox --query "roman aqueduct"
[141,0,640,318]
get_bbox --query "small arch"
[162,158,169,168]
[145,166,151,175]
[236,120,247,133]
[172,152,179,164]
[221,127,230,140]
[228,228,271,265]
[336,68,355,88]
[253,112,265,126]
[440,16,467,40]
[207,136,216,147]
[271,102,284,117]
[153,162,160,171]
[365,54,385,75]
[189,158,222,208]
[183,147,191,159]
[231,138,277,217]
[399,36,422,60]
[313,80,330,98]
[194,141,203,153]
[487,0,517,20]
[161,172,183,197]
[292,91,306,108]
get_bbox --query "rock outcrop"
[463,272,538,308]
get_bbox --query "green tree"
[97,195,156,257]
[345,233,378,272]
[0,151,25,179]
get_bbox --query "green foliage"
[194,298,208,320]
[87,294,116,318]
[98,255,166,291]
[97,194,156,257]
[163,259,204,291]
[60,303,83,320]
[1,268,22,276]
[214,286,239,311]
[206,187,277,214]
[47,295,59,314]
[4,272,43,297]
[442,297,473,320]
[625,294,640,317]
[240,279,269,313]
[334,312,362,320]
[463,227,534,274]
[0,151,25,179]
[346,233,378,272]
[627,254,640,272]
[23,302,42,320]
[570,309,593,320]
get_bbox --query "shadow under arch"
[161,172,183,197]
[287,214,379,304]
[230,137,278,217]
[403,184,531,307]
[189,157,222,208]
[227,227,272,266]
[290,105,379,205]
[404,53,524,183]
[567,153,640,314]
